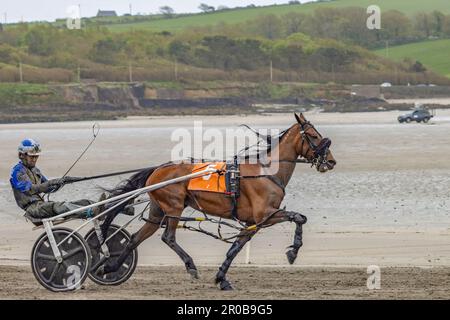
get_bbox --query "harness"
[225,156,240,220]
[149,207,285,244]
[186,121,332,224]
[229,121,332,221]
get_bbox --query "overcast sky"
[0,0,314,23]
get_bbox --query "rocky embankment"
[1,82,450,123]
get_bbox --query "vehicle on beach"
[398,107,434,123]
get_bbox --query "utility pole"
[395,67,398,85]
[332,64,335,83]
[78,4,82,28]
[130,3,132,15]
[19,62,23,83]
[270,60,273,82]
[385,40,389,58]
[174,59,178,81]
[128,62,133,83]
[4,12,7,24]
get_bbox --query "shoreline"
[1,103,449,125]
[1,109,450,129]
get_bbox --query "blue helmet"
[18,138,42,155]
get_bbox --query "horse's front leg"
[284,211,307,264]
[262,210,308,265]
[215,229,257,290]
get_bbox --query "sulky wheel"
[85,224,138,286]
[31,227,91,292]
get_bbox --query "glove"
[30,178,64,194]
[48,178,65,187]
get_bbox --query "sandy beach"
[1,110,450,298]
[1,265,450,300]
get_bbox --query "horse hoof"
[286,250,297,265]
[219,281,234,291]
[188,269,199,280]
[95,265,105,276]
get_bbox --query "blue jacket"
[10,161,49,210]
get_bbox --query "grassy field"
[374,39,450,78]
[0,83,57,106]
[105,0,450,32]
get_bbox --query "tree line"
[193,7,450,49]
[0,7,449,85]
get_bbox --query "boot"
[75,193,108,220]
[93,192,108,220]
[122,203,135,216]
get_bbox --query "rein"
[68,167,156,183]
[159,208,285,244]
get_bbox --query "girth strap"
[225,156,240,220]
[240,175,285,195]
[266,175,286,194]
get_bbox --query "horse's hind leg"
[98,203,164,275]
[98,221,160,275]
[215,229,257,290]
[161,218,199,279]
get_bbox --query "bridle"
[237,121,332,169]
[298,121,332,169]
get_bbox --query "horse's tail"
[100,164,163,240]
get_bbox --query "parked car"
[380,82,392,87]
[398,108,433,123]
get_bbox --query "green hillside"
[2,0,449,85]
[374,39,450,78]
[105,0,450,32]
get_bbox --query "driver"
[10,138,103,224]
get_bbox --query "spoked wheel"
[31,227,91,292]
[85,224,138,286]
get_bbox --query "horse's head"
[294,113,336,173]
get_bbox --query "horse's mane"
[239,124,294,160]
[180,123,296,164]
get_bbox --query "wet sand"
[1,265,450,300]
[1,110,450,298]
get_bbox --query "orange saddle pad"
[187,162,227,193]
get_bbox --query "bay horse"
[97,113,336,290]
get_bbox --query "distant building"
[97,10,118,17]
